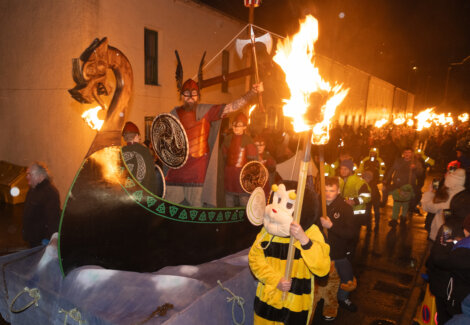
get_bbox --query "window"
[145,28,158,85]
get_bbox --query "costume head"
[175,50,206,98]
[246,184,297,237]
[181,79,200,97]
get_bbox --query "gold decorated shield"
[151,113,189,169]
[240,160,268,193]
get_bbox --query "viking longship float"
[60,37,262,275]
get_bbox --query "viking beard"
[183,100,197,111]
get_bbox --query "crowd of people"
[21,70,470,324]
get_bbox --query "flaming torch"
[273,15,349,299]
[81,106,105,130]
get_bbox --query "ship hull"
[58,146,258,275]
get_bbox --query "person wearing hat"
[165,71,263,207]
[427,213,470,324]
[222,112,258,207]
[122,121,160,195]
[422,168,466,240]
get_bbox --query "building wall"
[0,0,247,202]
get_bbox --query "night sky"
[197,0,470,113]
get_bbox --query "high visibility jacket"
[323,162,334,176]
[356,156,386,182]
[339,174,371,215]
[415,148,435,167]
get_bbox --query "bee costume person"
[247,184,331,324]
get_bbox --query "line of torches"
[375,110,468,130]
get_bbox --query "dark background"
[196,0,470,113]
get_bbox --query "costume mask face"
[245,184,297,237]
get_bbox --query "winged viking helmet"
[175,50,206,97]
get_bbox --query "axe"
[235,26,273,112]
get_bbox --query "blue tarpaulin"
[0,235,256,324]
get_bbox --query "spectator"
[362,170,381,232]
[382,147,424,211]
[422,168,466,241]
[23,162,61,247]
[427,213,470,324]
[317,176,358,319]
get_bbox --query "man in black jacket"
[427,214,470,324]
[23,162,61,247]
[317,177,358,319]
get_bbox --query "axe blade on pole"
[235,30,273,59]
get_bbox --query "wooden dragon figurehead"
[69,37,133,157]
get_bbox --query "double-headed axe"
[235,26,273,112]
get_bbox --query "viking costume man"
[222,112,258,207]
[165,51,263,207]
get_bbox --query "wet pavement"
[0,183,431,325]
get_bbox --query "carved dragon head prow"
[69,37,134,157]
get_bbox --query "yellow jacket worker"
[248,184,331,324]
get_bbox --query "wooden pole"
[318,145,328,238]
[318,146,327,217]
[282,130,312,300]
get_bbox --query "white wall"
[0,0,247,202]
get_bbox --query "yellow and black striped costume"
[248,225,330,325]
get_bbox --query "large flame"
[374,118,388,128]
[273,15,348,144]
[393,117,405,125]
[81,106,104,130]
[415,107,454,130]
[415,108,434,131]
[458,113,469,123]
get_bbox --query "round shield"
[151,113,189,169]
[240,161,268,193]
[246,187,266,226]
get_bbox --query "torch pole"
[318,145,328,232]
[283,130,312,300]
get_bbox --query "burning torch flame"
[458,113,469,123]
[81,106,104,130]
[375,118,388,128]
[273,15,348,144]
[415,108,434,131]
[393,117,405,125]
[407,119,414,127]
